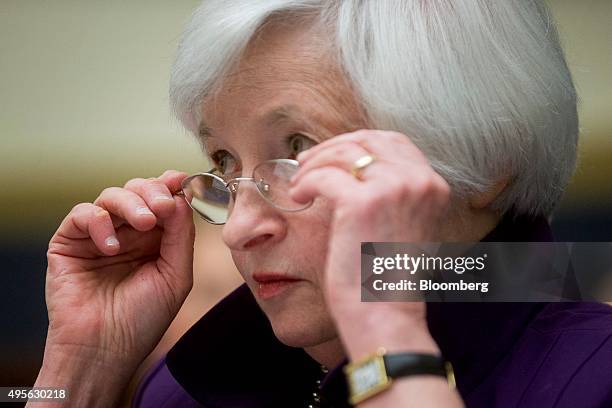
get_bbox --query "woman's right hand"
[43,170,195,371]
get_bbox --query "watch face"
[345,354,391,404]
[353,360,385,394]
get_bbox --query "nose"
[221,181,286,251]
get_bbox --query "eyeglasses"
[177,159,313,224]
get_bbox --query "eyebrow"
[198,105,328,140]
[263,105,302,127]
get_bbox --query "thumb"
[157,195,195,291]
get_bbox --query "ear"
[469,178,510,209]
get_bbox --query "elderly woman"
[30,1,612,407]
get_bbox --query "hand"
[44,170,195,369]
[289,130,451,356]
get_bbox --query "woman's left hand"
[289,129,451,358]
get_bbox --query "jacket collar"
[166,211,553,406]
[426,212,552,393]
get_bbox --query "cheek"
[229,251,249,282]
[289,198,334,280]
[228,198,334,283]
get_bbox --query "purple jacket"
[132,213,612,407]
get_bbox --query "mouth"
[252,272,303,300]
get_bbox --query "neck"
[304,336,346,368]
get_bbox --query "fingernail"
[296,151,307,162]
[105,236,120,247]
[136,206,154,215]
[153,195,173,201]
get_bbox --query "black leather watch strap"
[383,353,447,378]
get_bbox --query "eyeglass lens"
[181,160,310,224]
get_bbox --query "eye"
[210,149,238,175]
[287,133,316,159]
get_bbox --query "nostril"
[243,233,274,249]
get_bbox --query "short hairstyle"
[170,0,578,217]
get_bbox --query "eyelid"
[208,148,241,177]
[206,133,319,168]
[288,132,318,150]
[288,132,318,145]
[297,131,320,142]
[208,149,227,165]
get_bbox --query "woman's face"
[198,22,367,349]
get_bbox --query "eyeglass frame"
[175,158,313,225]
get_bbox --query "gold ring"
[351,154,376,180]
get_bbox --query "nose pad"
[258,178,271,193]
[221,179,285,250]
[228,179,268,198]
[227,180,240,194]
[225,179,264,219]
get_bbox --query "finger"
[93,187,158,232]
[291,140,371,186]
[298,129,427,165]
[112,224,163,257]
[123,177,176,218]
[53,203,121,256]
[157,170,190,195]
[289,166,362,205]
[50,222,158,260]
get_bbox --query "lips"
[252,272,302,300]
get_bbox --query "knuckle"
[94,187,121,204]
[93,206,110,218]
[124,177,146,189]
[379,176,408,199]
[435,176,451,196]
[127,177,169,195]
[414,174,450,201]
[413,183,432,199]
[351,129,372,142]
[101,186,122,196]
[411,173,435,194]
[391,132,409,144]
[435,183,452,209]
[160,169,177,178]
[163,169,189,181]
[72,202,93,213]
[147,179,168,191]
[353,129,371,138]
[390,177,408,192]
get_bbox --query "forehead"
[199,19,367,140]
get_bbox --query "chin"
[259,294,337,348]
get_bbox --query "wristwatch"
[343,348,455,405]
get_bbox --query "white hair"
[170,0,578,217]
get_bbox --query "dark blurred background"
[1,1,610,407]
